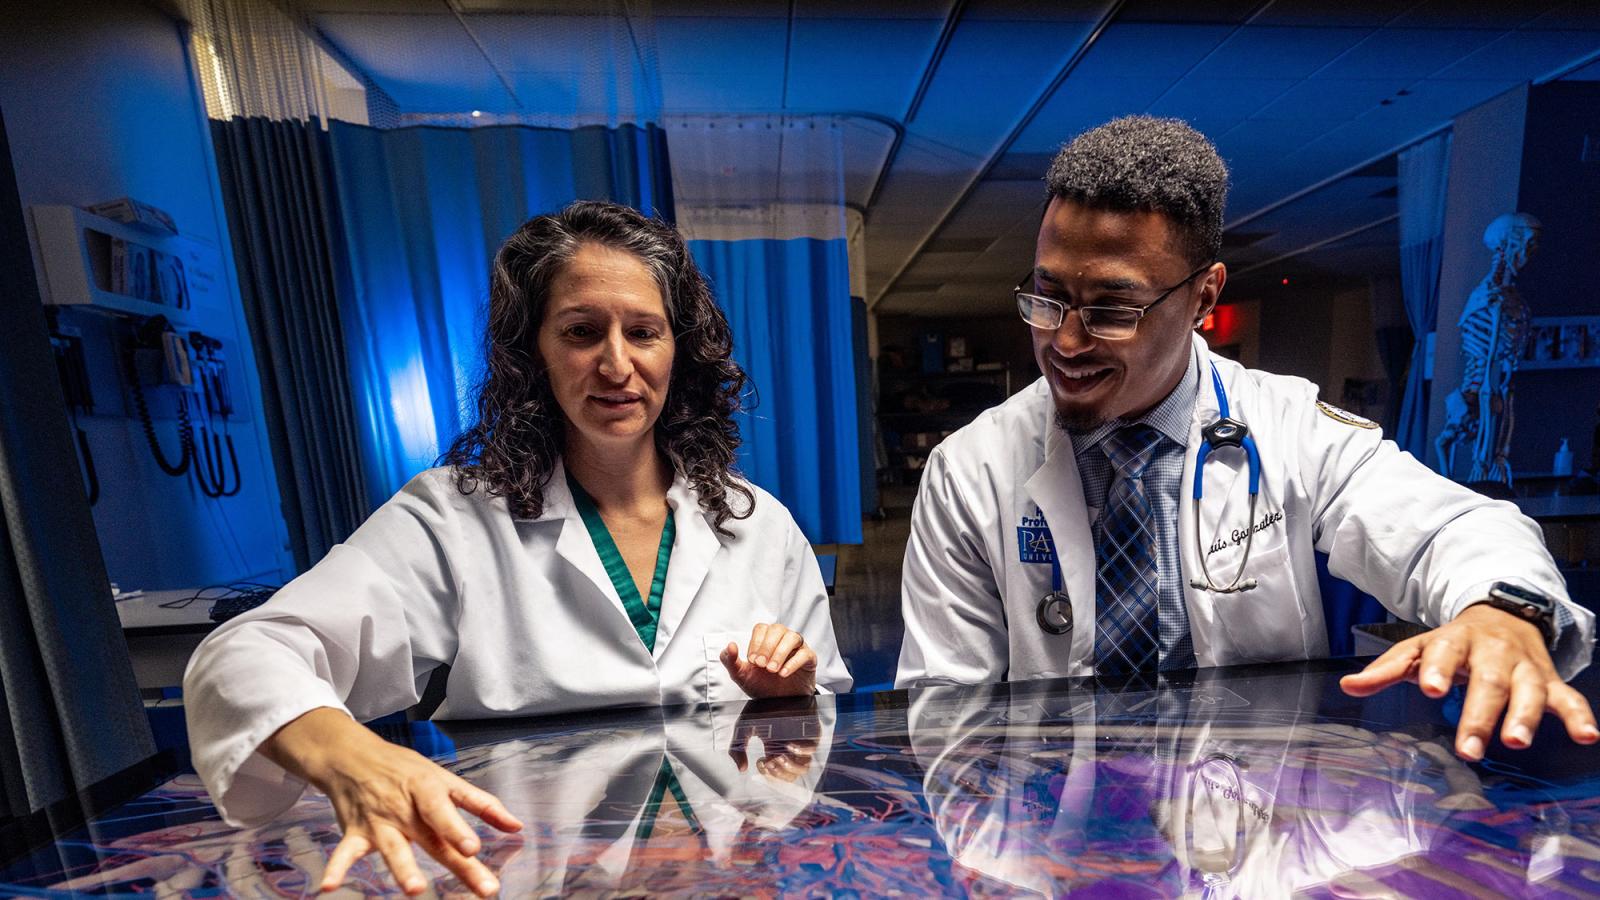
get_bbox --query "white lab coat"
[452,703,835,894]
[898,334,1593,687]
[184,461,851,825]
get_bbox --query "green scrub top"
[635,756,702,841]
[566,472,676,653]
[567,475,696,844]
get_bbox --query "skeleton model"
[1434,213,1541,483]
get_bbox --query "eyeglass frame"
[1014,261,1215,339]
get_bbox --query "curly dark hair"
[1045,115,1230,267]
[440,200,754,533]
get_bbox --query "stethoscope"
[1186,750,1252,899]
[1035,362,1263,636]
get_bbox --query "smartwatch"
[1472,581,1557,646]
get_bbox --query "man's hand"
[261,708,523,896]
[1339,603,1599,760]
[719,622,818,697]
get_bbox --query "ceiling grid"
[297,0,1600,315]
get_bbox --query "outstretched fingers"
[1340,638,1423,697]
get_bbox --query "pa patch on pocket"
[1017,526,1056,564]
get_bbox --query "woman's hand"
[719,623,818,697]
[726,696,821,784]
[260,707,523,896]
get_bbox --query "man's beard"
[1055,409,1108,434]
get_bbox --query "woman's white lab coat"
[897,334,1593,687]
[184,461,851,825]
[460,703,835,893]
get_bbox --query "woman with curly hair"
[184,201,851,896]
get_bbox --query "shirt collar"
[1069,344,1199,455]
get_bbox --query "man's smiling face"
[1029,197,1223,431]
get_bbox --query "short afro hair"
[1045,115,1229,267]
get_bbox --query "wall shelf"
[30,204,223,320]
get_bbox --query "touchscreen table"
[3,658,1599,897]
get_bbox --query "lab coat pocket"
[702,631,751,705]
[1208,543,1310,664]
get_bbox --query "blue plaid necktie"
[1095,425,1163,674]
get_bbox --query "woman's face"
[537,243,675,453]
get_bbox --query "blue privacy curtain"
[671,116,863,544]
[1395,132,1453,459]
[691,239,863,544]
[327,122,673,505]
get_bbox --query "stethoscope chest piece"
[1201,416,1249,448]
[1036,590,1072,635]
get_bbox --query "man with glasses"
[896,115,1596,760]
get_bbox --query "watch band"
[1477,581,1557,646]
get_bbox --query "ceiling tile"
[905,18,1101,154]
[872,289,941,314]
[1432,30,1600,81]
[1251,1,1414,28]
[1213,117,1325,167]
[1252,78,1405,123]
[1071,23,1235,80]
[654,16,788,110]
[313,12,517,112]
[785,17,944,117]
[1314,28,1502,79]
[1365,78,1517,121]
[654,16,789,74]
[659,72,785,111]
[1011,77,1176,153]
[1189,26,1376,80]
[939,179,1046,234]
[1145,77,1298,133]
[901,251,980,280]
[468,14,614,71]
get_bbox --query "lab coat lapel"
[546,460,639,632]
[653,477,722,656]
[1024,422,1098,670]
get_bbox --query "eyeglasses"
[1015,262,1212,340]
